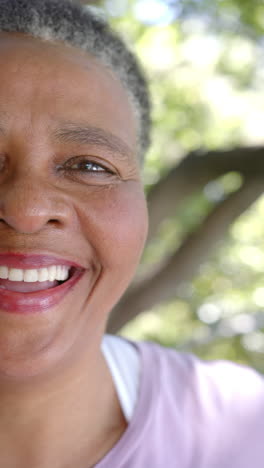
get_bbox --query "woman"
[0,1,263,467]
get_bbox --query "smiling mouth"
[0,254,85,314]
[0,265,74,293]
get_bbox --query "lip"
[0,253,83,269]
[0,253,85,314]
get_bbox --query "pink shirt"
[96,340,264,468]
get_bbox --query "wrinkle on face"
[0,33,148,379]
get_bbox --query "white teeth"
[0,266,8,279]
[24,269,39,283]
[48,265,57,282]
[56,266,62,281]
[60,267,69,281]
[0,265,71,282]
[38,268,49,282]
[57,266,65,281]
[9,268,24,281]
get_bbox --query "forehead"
[0,33,137,157]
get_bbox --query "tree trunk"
[108,145,264,332]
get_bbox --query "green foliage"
[123,194,264,371]
[104,1,264,186]
[92,0,264,369]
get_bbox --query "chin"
[0,315,76,382]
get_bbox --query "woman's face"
[0,34,148,379]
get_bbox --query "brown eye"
[59,156,115,175]
[70,161,107,172]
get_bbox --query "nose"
[0,173,71,234]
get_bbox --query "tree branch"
[108,177,264,332]
[148,146,264,240]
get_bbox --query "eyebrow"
[52,123,134,162]
[0,119,136,163]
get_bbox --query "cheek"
[109,186,148,266]
[76,182,148,270]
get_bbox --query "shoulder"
[135,340,264,435]
[137,342,264,405]
[135,339,264,400]
[101,338,264,467]
[133,341,264,467]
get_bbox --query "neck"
[0,336,127,468]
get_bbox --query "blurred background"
[85,0,264,371]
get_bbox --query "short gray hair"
[0,0,151,162]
